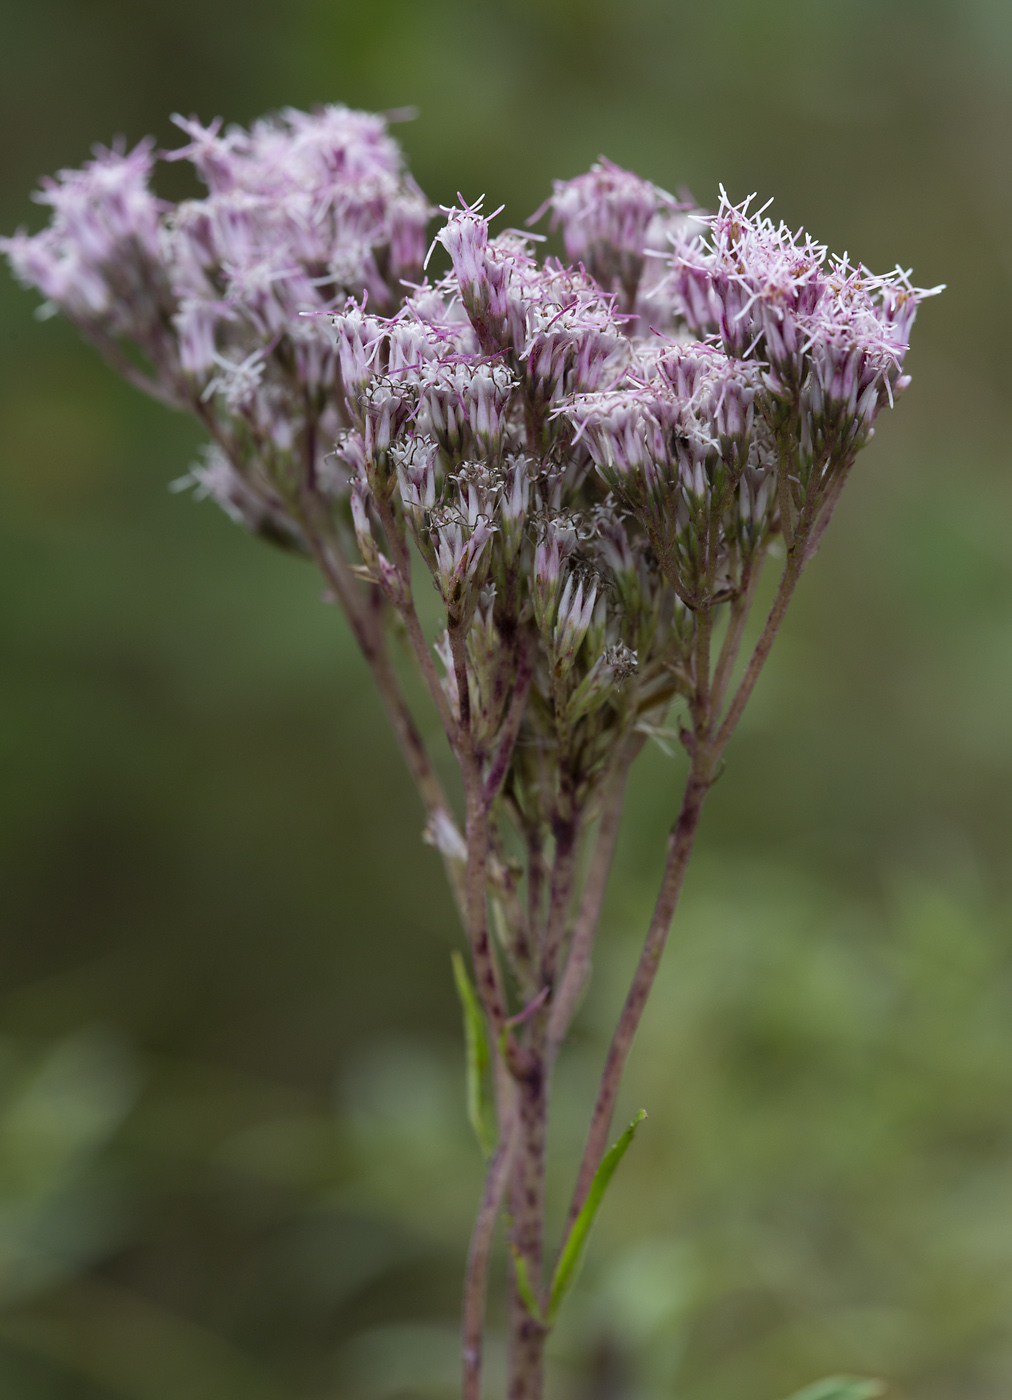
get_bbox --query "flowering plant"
[4,106,939,1400]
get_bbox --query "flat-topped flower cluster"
[326,180,934,833]
[4,105,941,1400]
[3,112,936,836]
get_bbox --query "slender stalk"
[559,757,712,1240]
[489,868,536,999]
[83,325,186,410]
[713,546,804,757]
[709,551,761,719]
[803,457,854,563]
[546,735,643,1059]
[692,491,720,723]
[463,774,510,1038]
[541,817,579,988]
[777,444,797,553]
[376,494,460,746]
[712,440,830,752]
[693,600,712,722]
[463,1106,518,1400]
[484,635,536,805]
[450,619,474,739]
[526,826,546,959]
[507,1042,549,1400]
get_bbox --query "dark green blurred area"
[0,1,1009,1396]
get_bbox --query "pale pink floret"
[664,188,941,426]
[4,104,432,434]
[544,161,670,256]
[433,200,517,354]
[3,140,164,325]
[5,118,939,580]
[533,158,685,306]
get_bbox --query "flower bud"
[430,506,497,625]
[350,478,381,574]
[533,520,565,634]
[433,202,512,354]
[464,361,515,459]
[500,454,529,562]
[362,377,414,480]
[396,438,438,531]
[332,302,384,401]
[553,572,598,677]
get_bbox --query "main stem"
[294,457,816,1400]
[463,1107,517,1400]
[508,1048,549,1399]
[507,792,579,1397]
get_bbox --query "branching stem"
[376,494,460,746]
[547,733,643,1059]
[710,550,761,718]
[558,753,713,1243]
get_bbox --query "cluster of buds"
[568,343,769,606]
[328,265,682,804]
[324,184,928,832]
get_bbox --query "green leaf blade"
[785,1378,885,1400]
[507,1241,545,1326]
[547,1109,647,1324]
[451,951,496,1159]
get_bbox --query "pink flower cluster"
[3,106,429,484]
[3,116,943,1396]
[4,115,940,681]
[531,157,690,314]
[664,188,940,444]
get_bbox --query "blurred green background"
[0,0,1010,1396]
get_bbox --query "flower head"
[2,139,172,351]
[6,119,940,832]
[3,105,433,450]
[663,188,942,424]
[534,158,684,308]
[433,199,516,354]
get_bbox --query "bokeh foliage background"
[0,0,1010,1396]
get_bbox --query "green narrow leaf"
[489,896,510,954]
[547,1109,647,1324]
[507,1240,545,1325]
[784,1378,885,1400]
[451,951,496,1158]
